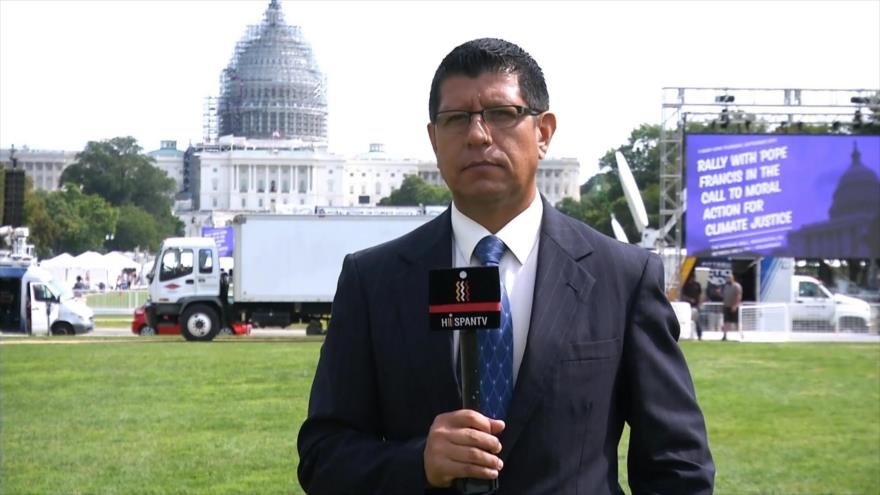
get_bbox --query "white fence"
[696,301,877,334]
[84,290,148,316]
[739,303,790,332]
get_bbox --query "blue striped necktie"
[473,235,513,420]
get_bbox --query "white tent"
[41,252,74,267]
[40,253,76,287]
[72,251,112,288]
[103,251,140,288]
[104,252,138,271]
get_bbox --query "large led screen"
[686,134,880,259]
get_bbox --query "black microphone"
[429,267,501,495]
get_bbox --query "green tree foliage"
[59,136,183,247]
[110,204,161,252]
[61,137,172,213]
[24,185,118,256]
[378,175,451,206]
[558,124,661,241]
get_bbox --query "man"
[722,272,742,341]
[298,38,714,493]
[682,276,704,340]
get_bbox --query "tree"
[24,184,118,255]
[23,187,59,258]
[59,136,182,241]
[378,175,451,206]
[558,124,662,241]
[110,204,161,252]
[61,137,173,211]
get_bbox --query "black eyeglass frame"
[432,105,544,129]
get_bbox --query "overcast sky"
[1,0,878,181]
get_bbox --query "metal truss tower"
[659,87,878,291]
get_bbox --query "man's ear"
[427,122,438,154]
[536,112,557,160]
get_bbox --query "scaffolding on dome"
[215,0,327,145]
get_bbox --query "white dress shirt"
[450,192,542,384]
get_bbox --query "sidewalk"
[684,329,880,343]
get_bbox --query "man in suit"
[298,38,714,493]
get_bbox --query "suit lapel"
[499,203,596,458]
[391,210,461,413]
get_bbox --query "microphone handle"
[454,329,499,495]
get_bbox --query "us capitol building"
[1,1,579,237]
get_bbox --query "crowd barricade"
[84,289,148,315]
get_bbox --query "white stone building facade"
[2,141,581,215]
[0,148,77,191]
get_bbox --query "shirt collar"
[451,191,543,265]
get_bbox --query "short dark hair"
[428,38,549,122]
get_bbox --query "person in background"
[682,275,704,340]
[722,272,742,341]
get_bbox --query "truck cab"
[146,237,225,341]
[790,275,871,331]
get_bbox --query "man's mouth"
[464,160,500,170]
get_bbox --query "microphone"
[429,267,501,495]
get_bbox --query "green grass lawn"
[1,340,878,494]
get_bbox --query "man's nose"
[464,113,491,145]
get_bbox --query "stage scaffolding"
[659,87,878,292]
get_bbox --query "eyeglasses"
[433,105,543,133]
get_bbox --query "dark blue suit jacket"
[298,201,714,494]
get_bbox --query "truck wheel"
[180,305,220,342]
[306,319,324,335]
[139,325,157,336]
[51,322,74,336]
[838,317,868,333]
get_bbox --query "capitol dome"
[828,142,880,219]
[217,0,327,143]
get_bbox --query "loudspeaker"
[3,169,26,227]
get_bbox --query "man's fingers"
[446,443,504,470]
[443,409,495,432]
[489,419,505,435]
[425,410,507,488]
[448,426,503,455]
[443,458,501,480]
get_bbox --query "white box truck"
[145,212,438,341]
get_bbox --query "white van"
[0,264,94,335]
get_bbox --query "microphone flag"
[428,267,501,332]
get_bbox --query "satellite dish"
[610,213,629,243]
[615,151,649,234]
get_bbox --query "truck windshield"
[47,279,72,300]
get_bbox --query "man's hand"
[423,409,506,488]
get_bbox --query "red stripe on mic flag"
[429,302,501,313]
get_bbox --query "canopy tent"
[39,253,76,287]
[41,252,74,267]
[68,251,111,288]
[103,252,138,271]
[38,250,153,290]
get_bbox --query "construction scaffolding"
[216,0,328,144]
[659,87,878,292]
